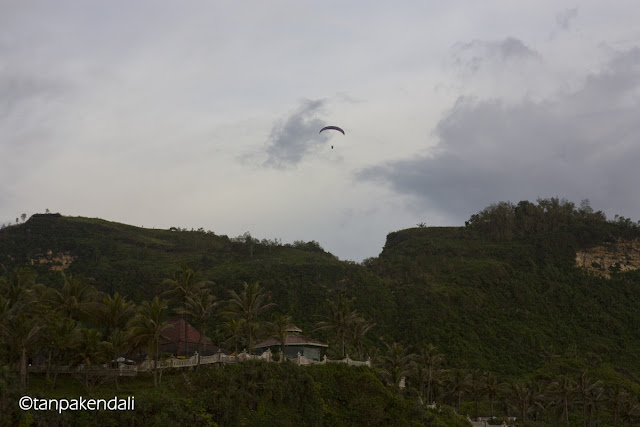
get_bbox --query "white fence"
[29,350,371,377]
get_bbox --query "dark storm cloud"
[357,48,640,222]
[263,99,329,169]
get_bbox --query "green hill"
[0,213,395,347]
[2,199,640,379]
[2,198,640,425]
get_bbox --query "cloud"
[356,47,640,223]
[263,99,330,169]
[555,8,579,31]
[451,37,539,75]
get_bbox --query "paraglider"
[319,126,344,149]
[319,126,345,135]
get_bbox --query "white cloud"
[3,1,640,261]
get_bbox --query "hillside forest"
[1,197,640,426]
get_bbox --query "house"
[160,318,224,357]
[254,324,328,361]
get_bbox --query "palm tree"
[0,294,11,348]
[0,266,37,311]
[315,294,362,358]
[378,341,414,391]
[447,368,472,410]
[584,382,604,427]
[223,281,275,354]
[484,371,501,419]
[221,318,245,355]
[44,316,79,390]
[506,381,543,424]
[177,289,218,369]
[71,328,108,392]
[163,265,212,356]
[47,273,99,321]
[619,393,640,426]
[96,292,136,339]
[468,369,486,420]
[350,318,375,360]
[4,312,42,389]
[127,296,171,387]
[606,386,626,427]
[547,374,576,427]
[575,372,602,427]
[414,343,445,404]
[104,328,132,390]
[268,314,293,362]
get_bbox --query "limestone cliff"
[575,238,640,278]
[30,250,77,271]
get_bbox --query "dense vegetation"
[366,199,640,376]
[2,197,640,425]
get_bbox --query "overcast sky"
[2,1,640,261]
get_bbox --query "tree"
[104,328,132,391]
[224,281,275,354]
[315,294,362,358]
[177,289,218,369]
[619,393,640,426]
[221,318,245,355]
[20,213,26,222]
[350,318,375,360]
[268,314,293,362]
[484,371,501,419]
[0,266,37,312]
[163,265,211,356]
[96,292,136,340]
[548,374,576,427]
[44,316,79,390]
[46,273,99,321]
[575,372,602,427]
[378,341,414,391]
[468,369,486,420]
[606,386,626,427]
[506,382,542,424]
[0,268,41,389]
[71,328,108,392]
[4,312,42,389]
[127,297,171,387]
[447,368,472,410]
[413,343,445,404]
[584,381,604,427]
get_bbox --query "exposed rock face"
[30,250,76,271]
[575,239,640,278]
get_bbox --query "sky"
[2,1,640,262]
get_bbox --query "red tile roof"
[161,318,213,346]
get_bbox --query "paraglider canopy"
[319,126,344,149]
[319,126,345,135]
